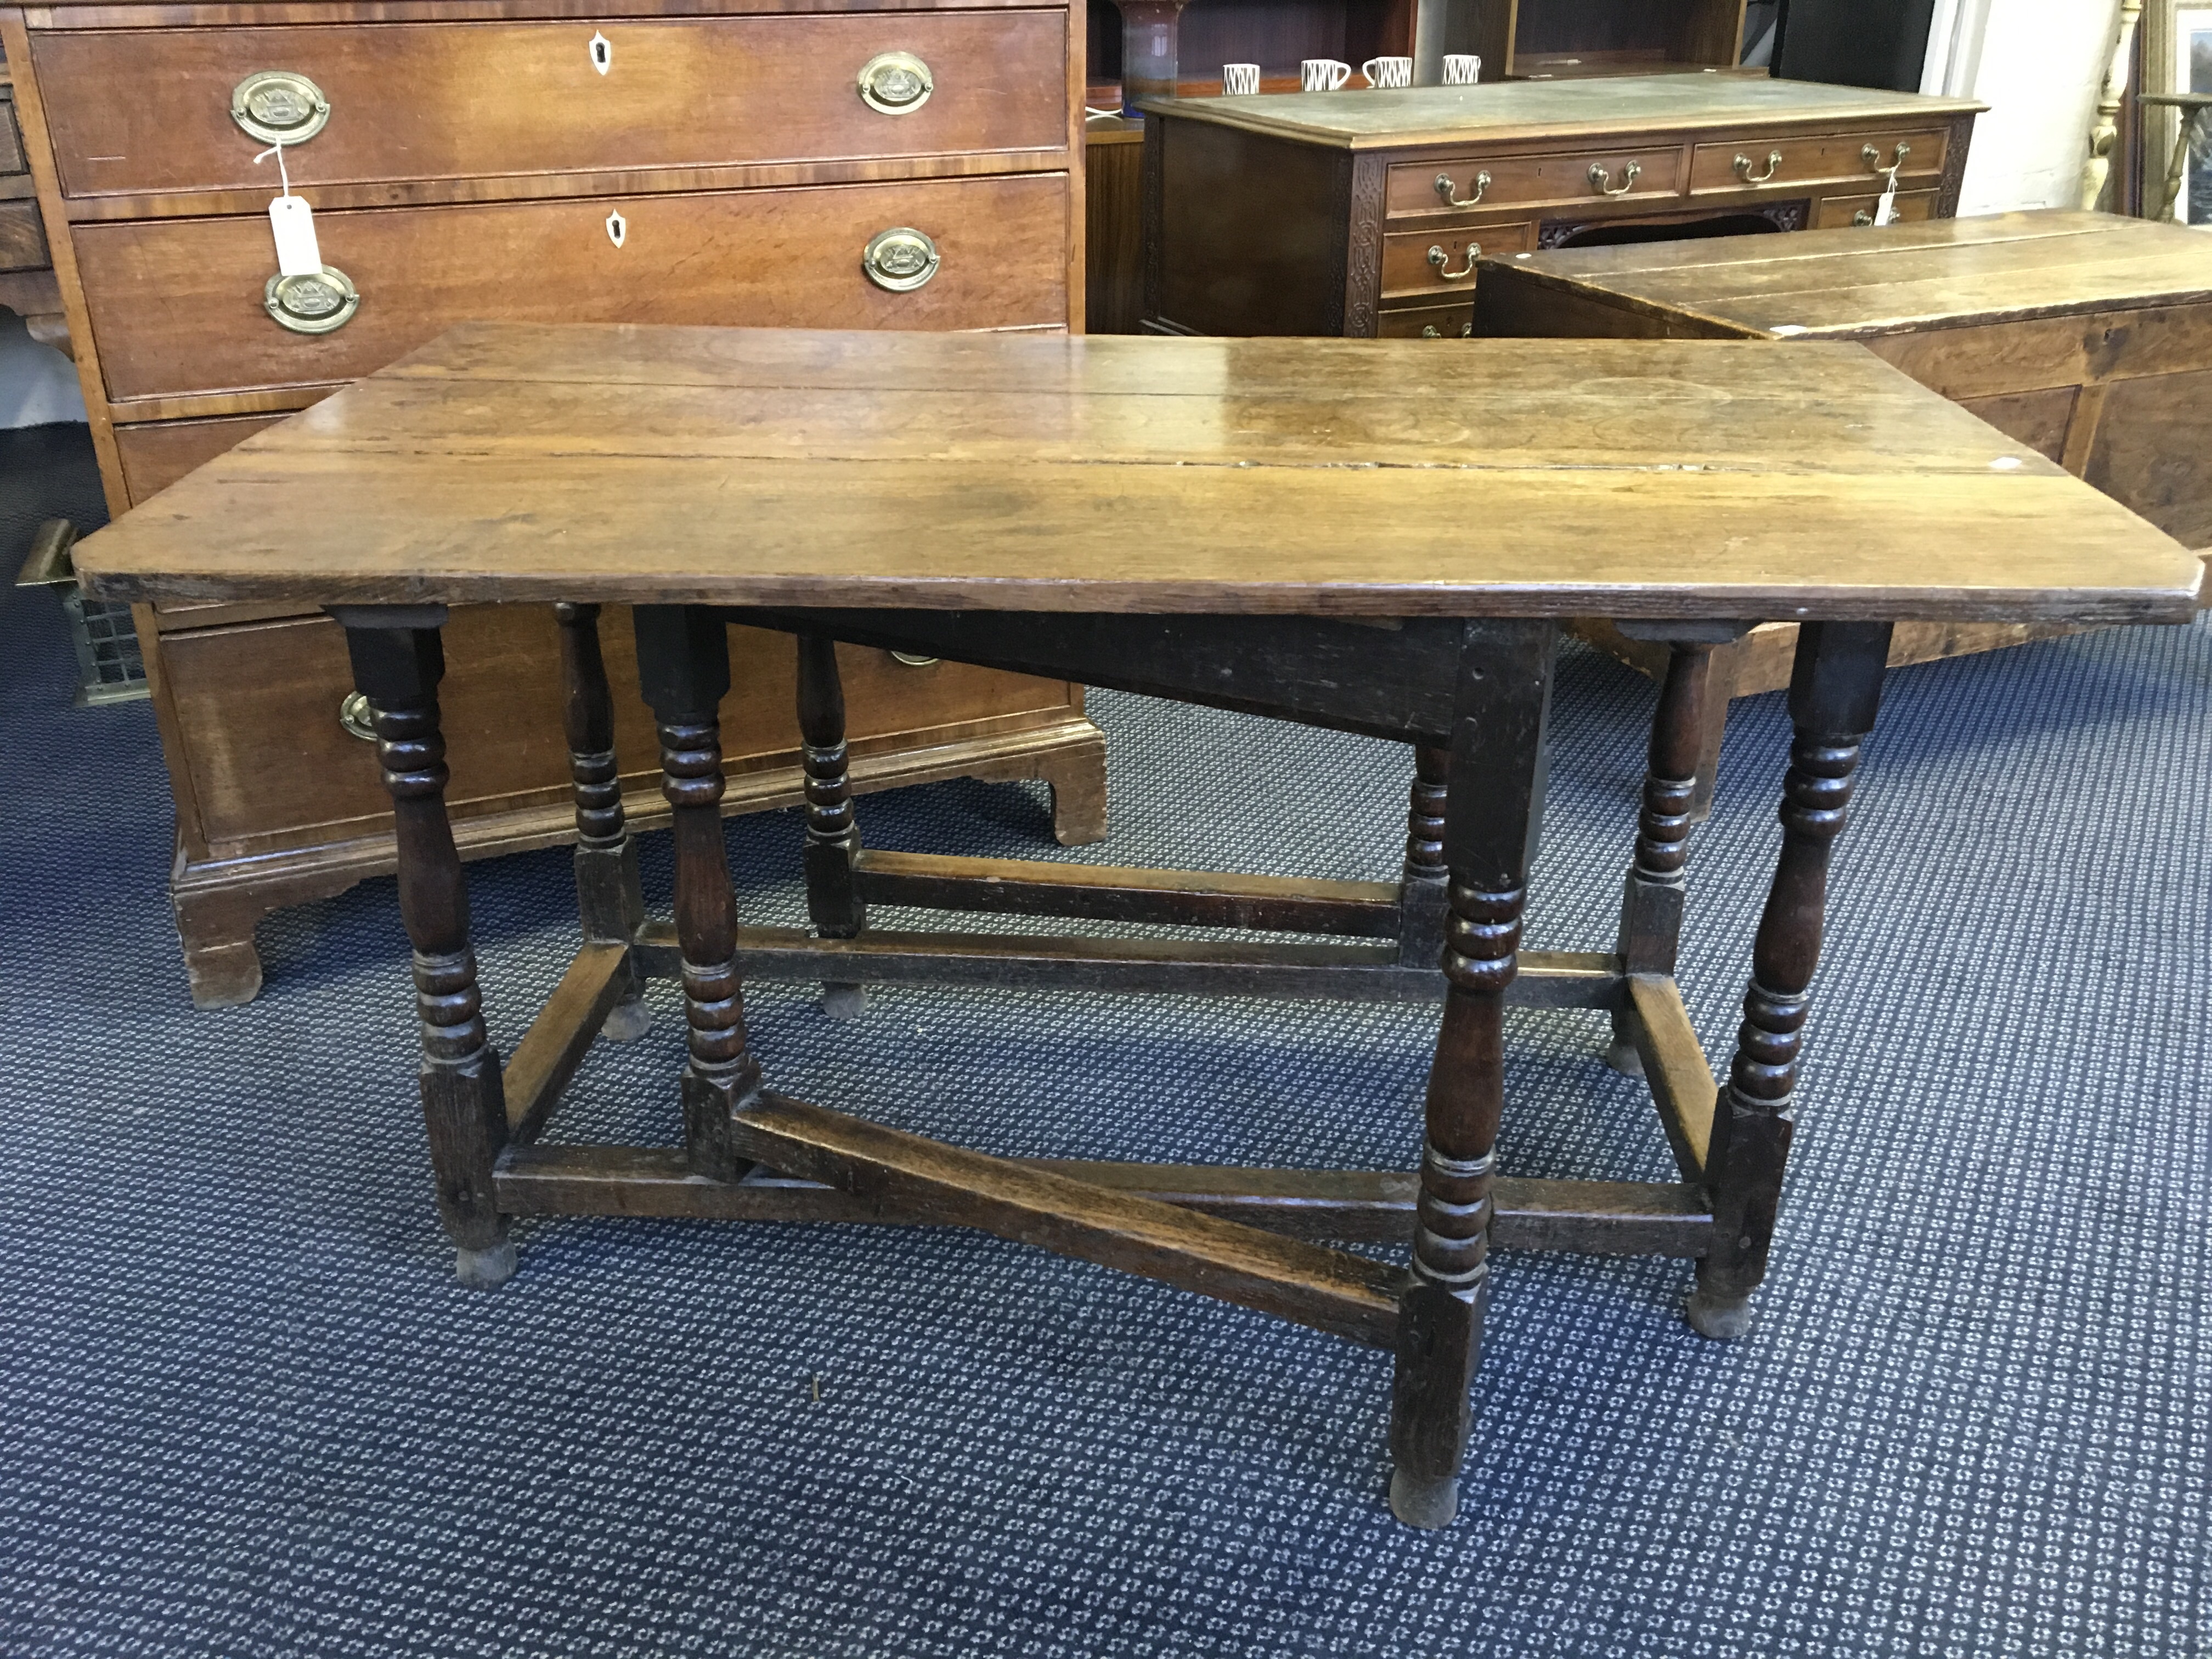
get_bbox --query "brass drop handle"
[1420,321,1474,338]
[1426,242,1481,280]
[265,266,359,335]
[890,652,940,667]
[1862,140,1911,175]
[1588,159,1641,197]
[1852,208,1875,227]
[338,692,377,741]
[1734,149,1782,183]
[231,70,331,145]
[862,226,940,291]
[1433,169,1491,207]
[857,52,934,115]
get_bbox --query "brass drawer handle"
[1433,169,1491,207]
[1420,321,1472,338]
[858,52,934,115]
[338,691,376,741]
[231,70,331,146]
[1588,159,1641,197]
[265,265,359,334]
[1426,242,1481,280]
[863,227,940,292]
[1862,141,1911,173]
[1852,208,1875,227]
[890,651,939,667]
[1734,149,1782,183]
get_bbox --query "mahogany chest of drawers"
[2,0,1103,1007]
[1139,75,1982,340]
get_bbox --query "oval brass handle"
[862,227,940,292]
[1852,208,1875,227]
[338,691,377,741]
[1734,149,1782,183]
[857,52,934,115]
[1426,242,1481,280]
[231,70,331,145]
[890,651,940,667]
[1588,159,1641,197]
[1433,168,1491,207]
[265,266,359,335]
[1861,140,1911,172]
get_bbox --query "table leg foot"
[1685,1283,1754,1340]
[1389,1466,1460,1530]
[820,981,870,1020]
[601,996,654,1043]
[1602,1035,1644,1077]
[454,1239,518,1290]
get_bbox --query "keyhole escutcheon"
[589,31,612,74]
[606,209,626,248]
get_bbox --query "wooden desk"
[72,325,2200,1530]
[1138,76,1982,340]
[1475,210,2212,767]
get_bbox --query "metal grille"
[59,589,147,704]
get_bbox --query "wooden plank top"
[1136,76,1982,151]
[1481,210,2212,338]
[70,323,2202,623]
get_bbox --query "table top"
[1136,76,1983,152]
[1481,210,2212,338]
[71,323,2202,624]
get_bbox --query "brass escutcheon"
[265,266,360,335]
[857,52,934,115]
[230,70,331,145]
[863,227,940,292]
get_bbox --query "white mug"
[1362,55,1413,88]
[1221,61,1261,95]
[1301,58,1352,92]
[1441,53,1482,84]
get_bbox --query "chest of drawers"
[3,0,1104,1007]
[1139,75,1981,340]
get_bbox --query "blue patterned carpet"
[1,569,2205,1656]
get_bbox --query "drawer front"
[35,13,1068,200]
[1376,302,1474,340]
[1391,147,1681,217]
[1381,220,1533,300]
[116,411,293,505]
[1689,128,1946,195]
[1814,188,1938,229]
[164,607,1077,857]
[0,200,49,272]
[77,172,1069,403]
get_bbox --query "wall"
[1926,0,2121,213]
[1,310,87,428]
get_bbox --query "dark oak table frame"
[337,594,1884,1530]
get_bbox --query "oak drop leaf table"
[74,324,2202,1528]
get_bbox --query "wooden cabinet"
[1,0,1104,1008]
[1139,77,1979,339]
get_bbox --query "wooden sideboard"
[2,0,1105,1007]
[1139,75,1982,339]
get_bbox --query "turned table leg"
[1607,640,1722,1076]
[1396,743,1451,965]
[337,608,513,1289]
[636,606,761,1181]
[1390,619,1555,1530]
[1689,621,1891,1340]
[556,602,651,1041]
[797,635,869,1020]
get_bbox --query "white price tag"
[1874,183,1899,226]
[269,194,324,277]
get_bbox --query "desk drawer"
[1376,302,1473,339]
[1391,146,1681,217]
[1689,128,1946,195]
[77,171,1068,403]
[34,13,1069,201]
[0,200,48,272]
[1814,188,1938,229]
[1381,220,1533,299]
